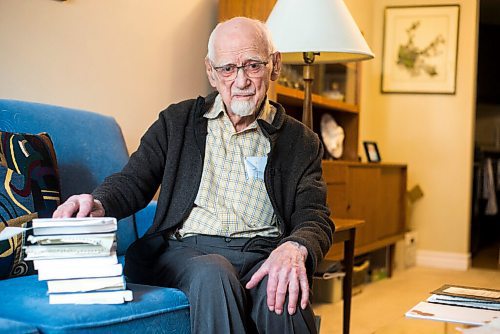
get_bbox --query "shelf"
[324,233,405,261]
[275,84,359,114]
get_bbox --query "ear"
[270,52,282,81]
[205,58,217,88]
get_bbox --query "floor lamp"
[266,0,374,129]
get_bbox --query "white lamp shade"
[266,0,374,64]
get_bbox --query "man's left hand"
[245,241,309,315]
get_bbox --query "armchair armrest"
[135,201,157,238]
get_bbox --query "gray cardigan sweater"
[93,92,334,278]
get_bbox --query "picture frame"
[363,141,381,163]
[381,5,460,94]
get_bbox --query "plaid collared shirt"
[178,94,279,238]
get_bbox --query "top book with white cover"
[32,217,117,235]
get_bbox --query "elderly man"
[53,17,334,333]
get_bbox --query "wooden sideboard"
[323,161,407,273]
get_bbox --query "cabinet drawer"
[322,164,347,184]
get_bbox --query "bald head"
[207,17,275,62]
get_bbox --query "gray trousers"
[152,235,317,334]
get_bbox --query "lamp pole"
[302,52,317,129]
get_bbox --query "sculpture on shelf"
[320,114,344,159]
[322,82,345,101]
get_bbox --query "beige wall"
[0,0,218,152]
[346,0,478,261]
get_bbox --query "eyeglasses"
[211,54,274,81]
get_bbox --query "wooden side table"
[324,218,364,334]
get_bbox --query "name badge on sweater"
[244,156,267,180]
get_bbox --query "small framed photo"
[363,141,381,163]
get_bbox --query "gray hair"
[206,17,276,62]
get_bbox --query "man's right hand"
[52,194,105,218]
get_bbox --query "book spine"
[38,264,123,280]
[49,290,133,305]
[47,276,126,293]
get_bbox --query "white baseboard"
[416,250,471,271]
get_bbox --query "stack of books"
[427,284,500,311]
[25,217,133,304]
[406,285,500,327]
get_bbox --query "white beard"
[230,99,256,117]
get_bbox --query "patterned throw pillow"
[0,131,61,279]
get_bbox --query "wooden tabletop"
[327,218,365,259]
[333,218,364,232]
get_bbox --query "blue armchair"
[0,99,190,333]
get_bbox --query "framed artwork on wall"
[381,5,460,94]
